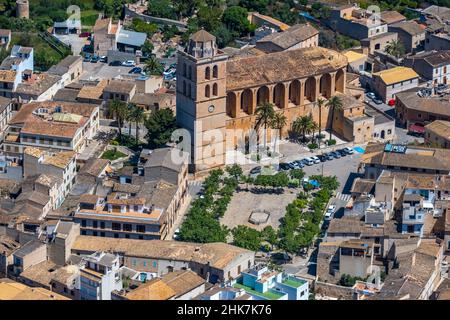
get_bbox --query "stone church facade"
[176,29,349,172]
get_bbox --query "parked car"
[122,60,136,67]
[324,211,333,220]
[289,161,300,169]
[109,60,122,66]
[327,204,336,213]
[90,55,99,63]
[318,154,327,162]
[79,32,91,38]
[330,151,341,159]
[83,54,91,62]
[163,68,176,75]
[303,158,314,166]
[279,163,292,171]
[343,147,354,154]
[311,156,321,164]
[336,149,347,157]
[293,160,305,168]
[324,152,334,161]
[173,228,180,240]
[250,166,262,175]
[129,67,143,74]
[373,97,383,105]
[366,92,376,99]
[99,55,107,63]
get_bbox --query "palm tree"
[126,103,137,136]
[254,102,275,153]
[108,99,129,143]
[144,55,164,75]
[326,96,343,141]
[129,105,146,143]
[385,39,405,59]
[270,112,287,152]
[316,97,326,147]
[292,115,313,143]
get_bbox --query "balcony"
[233,283,286,300]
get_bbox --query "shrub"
[327,139,336,146]
[308,143,318,150]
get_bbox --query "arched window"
[183,63,187,77]
[205,66,210,80]
[205,85,210,98]
[188,65,192,80]
[213,65,218,78]
[212,83,218,96]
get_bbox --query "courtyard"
[220,187,298,231]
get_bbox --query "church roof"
[226,46,347,91]
[190,29,216,42]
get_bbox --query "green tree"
[385,39,406,58]
[254,102,275,153]
[290,169,305,181]
[128,104,146,142]
[144,108,177,148]
[261,226,278,249]
[292,114,316,143]
[326,96,343,141]
[269,112,287,153]
[226,164,243,181]
[144,55,164,75]
[232,225,261,251]
[315,97,327,147]
[108,99,129,143]
[222,6,253,38]
[147,0,176,19]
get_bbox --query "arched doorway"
[304,77,316,103]
[381,130,385,139]
[241,89,253,115]
[289,80,301,105]
[319,73,332,99]
[335,69,345,93]
[273,83,285,108]
[257,86,269,106]
[226,92,237,117]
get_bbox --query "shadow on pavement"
[342,172,364,194]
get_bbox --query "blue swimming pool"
[354,146,365,153]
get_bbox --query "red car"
[388,99,396,106]
[79,32,91,38]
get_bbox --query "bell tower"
[176,29,228,173]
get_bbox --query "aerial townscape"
[0,0,449,304]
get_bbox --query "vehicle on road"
[99,55,107,63]
[289,161,301,169]
[343,147,354,154]
[318,154,327,162]
[330,151,341,159]
[366,92,376,99]
[324,152,334,160]
[325,205,336,221]
[279,162,293,171]
[250,166,262,175]
[122,60,136,67]
[336,149,347,157]
[173,228,180,240]
[79,32,91,38]
[163,68,176,76]
[303,158,314,166]
[373,97,383,105]
[129,67,143,74]
[90,55,99,63]
[311,156,321,164]
[109,60,122,66]
[83,54,91,62]
[293,160,305,168]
